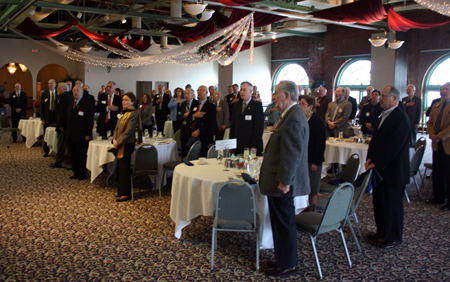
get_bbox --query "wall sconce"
[388,31,404,49]
[18,64,27,72]
[369,29,387,47]
[199,9,214,21]
[369,29,405,49]
[57,44,69,52]
[7,63,17,75]
[183,2,207,15]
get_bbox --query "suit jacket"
[348,96,358,120]
[315,95,331,121]
[96,93,122,129]
[367,106,410,186]
[427,100,450,154]
[308,113,326,166]
[55,91,72,130]
[225,93,241,120]
[9,91,27,118]
[359,102,383,134]
[324,100,352,137]
[177,99,199,125]
[67,95,94,143]
[359,95,370,110]
[426,98,441,116]
[139,103,153,126]
[154,93,171,116]
[213,100,229,130]
[188,100,216,145]
[40,89,57,126]
[259,104,310,197]
[230,99,264,155]
[402,96,422,126]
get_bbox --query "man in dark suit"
[365,86,410,249]
[345,87,358,121]
[40,79,58,157]
[402,84,422,147]
[178,89,199,157]
[230,81,264,156]
[185,85,216,157]
[96,81,122,138]
[9,83,27,142]
[315,86,330,122]
[75,79,95,112]
[259,80,310,276]
[225,84,241,122]
[359,86,374,110]
[67,85,94,181]
[153,84,170,133]
[50,82,72,168]
[359,89,383,134]
[212,91,229,140]
[426,82,450,210]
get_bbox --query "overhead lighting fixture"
[18,64,27,72]
[121,16,127,24]
[29,6,36,16]
[80,46,92,53]
[104,14,109,21]
[183,2,207,16]
[199,9,214,21]
[388,31,404,49]
[369,29,387,47]
[57,44,69,52]
[272,33,277,40]
[77,12,82,19]
[7,63,17,75]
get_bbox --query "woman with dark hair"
[112,92,142,202]
[168,87,185,132]
[139,93,153,136]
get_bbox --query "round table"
[323,140,369,174]
[18,118,44,148]
[43,126,58,154]
[163,121,174,138]
[169,158,307,249]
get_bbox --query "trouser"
[409,127,417,147]
[11,115,24,141]
[67,140,88,178]
[267,196,297,269]
[42,124,50,154]
[432,143,450,202]
[372,182,404,242]
[117,143,135,197]
[55,130,68,164]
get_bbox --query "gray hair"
[319,86,327,94]
[241,81,253,91]
[387,86,400,100]
[107,81,116,86]
[58,82,69,91]
[407,84,416,91]
[278,80,299,102]
[214,91,222,98]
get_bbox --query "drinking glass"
[250,147,257,159]
[338,132,343,140]
[243,148,250,159]
[217,150,224,164]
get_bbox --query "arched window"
[273,63,309,92]
[336,59,371,102]
[423,54,450,111]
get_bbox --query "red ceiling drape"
[309,0,387,24]
[217,0,263,7]
[388,8,450,31]
[108,38,152,52]
[16,17,77,37]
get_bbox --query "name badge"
[139,105,142,108]
[117,114,123,119]
[366,112,370,117]
[45,98,48,102]
[101,100,106,104]
[78,111,84,116]
[12,95,16,98]
[245,115,252,121]
[193,107,197,111]
[338,109,343,113]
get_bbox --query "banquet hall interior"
[1,0,450,280]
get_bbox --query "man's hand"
[107,105,118,111]
[311,164,318,173]
[278,183,290,194]
[184,111,190,118]
[365,159,375,171]
[365,123,373,131]
[85,136,91,142]
[15,109,21,113]
[193,111,205,118]
[327,121,336,130]
[217,106,222,112]
[406,101,415,107]
[270,107,279,112]
[192,130,200,138]
[59,127,64,133]
[41,121,45,125]
[430,134,440,144]
[414,123,419,129]
[232,97,239,104]
[113,139,118,149]
[220,125,226,131]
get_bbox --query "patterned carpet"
[0,138,449,281]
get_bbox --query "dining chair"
[161,141,202,189]
[131,145,159,200]
[295,182,354,279]
[0,115,19,166]
[405,144,425,203]
[320,153,360,194]
[207,145,217,159]
[316,170,373,252]
[414,136,426,152]
[173,129,182,156]
[210,180,259,271]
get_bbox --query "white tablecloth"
[163,121,174,138]
[86,140,178,185]
[43,127,58,154]
[323,140,369,174]
[223,129,272,153]
[18,118,43,148]
[169,158,308,249]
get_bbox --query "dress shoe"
[265,260,277,269]
[114,193,120,198]
[69,175,78,179]
[264,267,297,277]
[425,199,445,205]
[116,196,131,202]
[43,153,49,157]
[367,233,385,243]
[379,241,402,249]
[49,163,63,168]
[440,203,450,211]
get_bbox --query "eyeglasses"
[381,94,393,98]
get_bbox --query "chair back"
[349,170,373,216]
[415,137,426,151]
[186,141,202,161]
[0,116,11,129]
[214,180,256,229]
[317,183,354,235]
[340,154,360,183]
[207,145,217,159]
[133,145,158,175]
[410,145,425,177]
[173,130,182,152]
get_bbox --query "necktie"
[105,95,112,123]
[434,101,448,133]
[17,92,20,103]
[242,102,247,113]
[191,103,201,133]
[50,91,55,111]
[73,100,77,109]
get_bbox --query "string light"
[414,0,450,16]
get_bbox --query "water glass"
[243,148,250,160]
[158,132,163,138]
[217,150,224,164]
[338,132,343,140]
[152,129,157,138]
[250,147,257,159]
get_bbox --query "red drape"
[217,0,263,7]
[74,22,131,42]
[222,9,285,28]
[16,17,76,37]
[309,0,387,24]
[108,38,152,52]
[388,8,450,31]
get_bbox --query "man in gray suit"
[401,84,422,147]
[212,91,229,140]
[259,80,310,277]
[324,86,352,138]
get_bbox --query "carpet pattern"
[0,139,449,281]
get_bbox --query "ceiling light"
[18,64,27,72]
[57,45,69,52]
[199,9,214,21]
[121,16,127,24]
[80,46,92,53]
[77,12,82,19]
[7,63,17,75]
[388,30,404,49]
[183,2,207,16]
[369,29,387,47]
[29,6,36,16]
[104,14,109,21]
[272,33,277,40]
